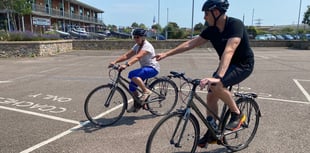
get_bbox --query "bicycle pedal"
[241,114,246,122]
[200,143,209,148]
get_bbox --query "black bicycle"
[146,71,261,152]
[84,65,178,127]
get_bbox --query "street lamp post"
[158,0,160,25]
[191,0,194,38]
[297,0,302,33]
[166,8,169,39]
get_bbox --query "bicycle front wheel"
[84,84,127,127]
[147,78,178,116]
[221,98,260,151]
[146,112,200,153]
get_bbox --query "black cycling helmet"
[132,29,147,36]
[202,0,229,13]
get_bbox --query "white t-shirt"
[131,40,160,72]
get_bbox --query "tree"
[163,22,177,39]
[302,5,310,26]
[13,0,32,31]
[138,23,147,29]
[107,24,118,31]
[0,0,32,31]
[247,26,258,37]
[194,23,204,32]
[151,24,162,32]
[0,0,14,31]
[131,22,139,28]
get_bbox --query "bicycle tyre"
[146,112,200,153]
[221,98,260,151]
[147,78,178,116]
[84,84,127,127]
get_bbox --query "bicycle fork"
[170,108,191,148]
[104,84,117,107]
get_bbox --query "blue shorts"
[215,58,254,88]
[128,66,159,92]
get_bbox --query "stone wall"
[72,40,310,50]
[0,39,309,57]
[0,40,72,57]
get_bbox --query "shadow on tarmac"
[75,114,157,133]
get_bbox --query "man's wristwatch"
[213,74,223,81]
[125,62,130,67]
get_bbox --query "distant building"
[0,0,104,33]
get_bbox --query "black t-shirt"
[200,17,254,66]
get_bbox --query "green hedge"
[0,30,60,41]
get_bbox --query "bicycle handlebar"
[168,71,201,86]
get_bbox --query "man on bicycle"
[109,29,160,113]
[154,0,254,147]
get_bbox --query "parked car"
[274,34,285,40]
[255,35,267,40]
[282,34,294,40]
[264,34,276,40]
[305,34,310,40]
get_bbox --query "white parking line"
[0,106,79,124]
[258,97,309,105]
[0,80,12,83]
[20,122,88,153]
[19,100,129,153]
[293,79,310,102]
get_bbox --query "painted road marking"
[19,100,134,153]
[20,121,89,153]
[0,106,79,124]
[293,79,310,102]
[0,80,11,83]
[38,67,60,74]
[258,97,309,105]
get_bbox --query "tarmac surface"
[0,47,309,153]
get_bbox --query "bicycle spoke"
[147,79,178,116]
[146,113,199,153]
[84,85,127,127]
[222,98,260,151]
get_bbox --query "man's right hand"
[153,53,167,61]
[108,62,116,68]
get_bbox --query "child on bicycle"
[154,0,254,147]
[109,29,160,113]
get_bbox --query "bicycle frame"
[104,67,143,107]
[105,66,165,107]
[179,79,225,141]
[147,71,261,152]
[169,72,237,146]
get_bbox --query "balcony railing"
[31,4,103,24]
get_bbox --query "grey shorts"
[214,58,254,88]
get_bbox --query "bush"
[0,31,60,41]
[0,30,9,40]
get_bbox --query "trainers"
[226,112,246,131]
[197,130,217,148]
[140,90,152,102]
[127,101,141,113]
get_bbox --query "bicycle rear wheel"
[147,78,178,116]
[221,98,260,151]
[146,112,200,153]
[84,84,127,127]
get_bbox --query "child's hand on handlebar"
[119,64,127,70]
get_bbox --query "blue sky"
[79,0,309,28]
